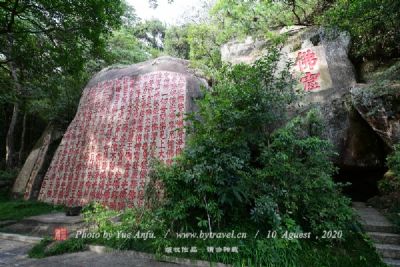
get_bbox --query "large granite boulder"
[38,57,206,209]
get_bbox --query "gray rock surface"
[351,82,400,149]
[12,124,62,200]
[296,87,387,168]
[220,36,268,65]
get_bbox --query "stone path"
[353,202,400,267]
[0,211,227,267]
[0,237,215,267]
[0,238,35,266]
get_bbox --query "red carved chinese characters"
[300,72,320,91]
[38,72,187,209]
[295,49,321,91]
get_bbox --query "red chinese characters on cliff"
[38,71,187,209]
[296,49,320,91]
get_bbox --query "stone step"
[353,202,398,234]
[368,232,400,245]
[1,212,84,237]
[384,258,400,267]
[362,223,398,234]
[375,244,400,259]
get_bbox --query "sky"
[127,0,203,25]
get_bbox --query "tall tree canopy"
[0,0,124,168]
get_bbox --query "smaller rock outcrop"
[352,82,400,149]
[12,124,62,200]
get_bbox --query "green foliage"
[366,145,400,229]
[164,25,190,59]
[320,0,400,60]
[147,50,352,239]
[252,111,352,235]
[210,0,334,41]
[387,144,400,179]
[29,237,86,259]
[0,198,62,221]
[81,203,382,267]
[105,27,151,65]
[152,50,296,232]
[0,0,124,75]
[378,144,400,202]
[187,23,224,76]
[133,19,166,51]
[82,202,166,251]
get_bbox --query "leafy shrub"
[149,50,353,238]
[150,49,296,233]
[374,144,400,227]
[82,202,167,252]
[252,111,353,235]
[377,144,400,200]
[29,237,86,258]
[387,145,400,178]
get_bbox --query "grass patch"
[29,237,86,259]
[0,199,62,221]
[0,188,63,222]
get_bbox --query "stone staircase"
[353,202,400,266]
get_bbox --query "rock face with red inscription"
[221,27,388,169]
[38,56,206,209]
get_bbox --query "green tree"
[0,0,124,167]
[321,0,400,60]
[152,50,296,231]
[210,0,335,40]
[105,27,151,65]
[164,25,190,59]
[133,19,166,51]
[187,23,223,77]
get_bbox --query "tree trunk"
[6,103,19,168]
[5,33,22,169]
[18,112,26,166]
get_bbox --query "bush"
[253,111,353,235]
[372,144,400,227]
[377,144,400,202]
[149,50,353,238]
[82,202,167,252]
[150,49,296,232]
[29,237,86,258]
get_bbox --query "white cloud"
[127,0,202,25]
